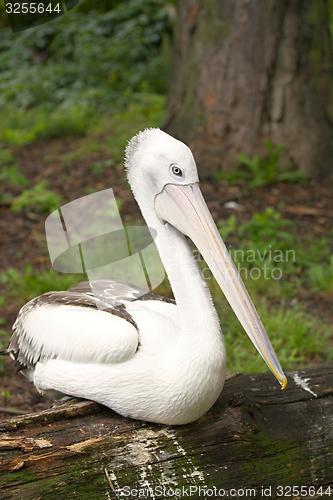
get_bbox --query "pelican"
[6,129,287,425]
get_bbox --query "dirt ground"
[1,137,333,419]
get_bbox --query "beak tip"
[280,376,288,390]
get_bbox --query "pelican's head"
[126,128,199,208]
[125,128,287,390]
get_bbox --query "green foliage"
[215,142,308,187]
[0,265,82,355]
[218,211,333,301]
[0,0,172,152]
[0,104,93,146]
[244,141,308,186]
[0,148,28,205]
[41,94,164,173]
[1,265,81,304]
[0,0,173,111]
[0,1,171,147]
[213,288,333,373]
[105,95,166,162]
[220,211,297,301]
[0,389,11,401]
[0,149,16,168]
[238,207,293,247]
[214,169,245,184]
[0,150,24,182]
[90,159,114,177]
[0,164,27,188]
[39,105,94,140]
[219,214,237,240]
[307,255,333,293]
[210,222,333,373]
[10,181,62,213]
[295,236,331,269]
[292,236,333,295]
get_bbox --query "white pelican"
[6,129,287,425]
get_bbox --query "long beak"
[155,183,287,389]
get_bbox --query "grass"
[0,164,27,189]
[0,147,63,214]
[307,256,333,294]
[0,148,28,205]
[0,149,27,186]
[208,208,333,372]
[0,104,94,147]
[0,265,82,305]
[104,94,166,162]
[10,181,62,214]
[215,142,308,187]
[0,389,11,401]
[0,94,165,181]
[219,209,333,295]
[238,207,293,244]
[207,207,333,373]
[90,159,115,177]
[220,298,333,374]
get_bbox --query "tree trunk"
[1,366,333,498]
[165,0,333,177]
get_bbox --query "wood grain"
[1,366,333,498]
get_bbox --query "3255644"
[5,2,62,14]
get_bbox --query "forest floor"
[1,127,333,419]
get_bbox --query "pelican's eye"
[170,164,183,177]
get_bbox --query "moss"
[2,463,108,498]
[239,433,304,483]
[0,469,38,487]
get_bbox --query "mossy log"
[1,366,333,499]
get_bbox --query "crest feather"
[124,128,162,171]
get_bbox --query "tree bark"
[165,0,333,177]
[1,366,333,498]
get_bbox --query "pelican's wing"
[69,279,146,302]
[70,279,175,304]
[8,290,139,372]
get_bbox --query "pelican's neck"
[153,220,221,342]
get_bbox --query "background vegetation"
[0,0,332,412]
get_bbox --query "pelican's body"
[7,129,286,425]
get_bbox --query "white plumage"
[7,129,287,425]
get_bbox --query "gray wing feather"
[70,279,175,305]
[8,279,174,373]
[8,289,138,372]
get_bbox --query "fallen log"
[1,366,333,499]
